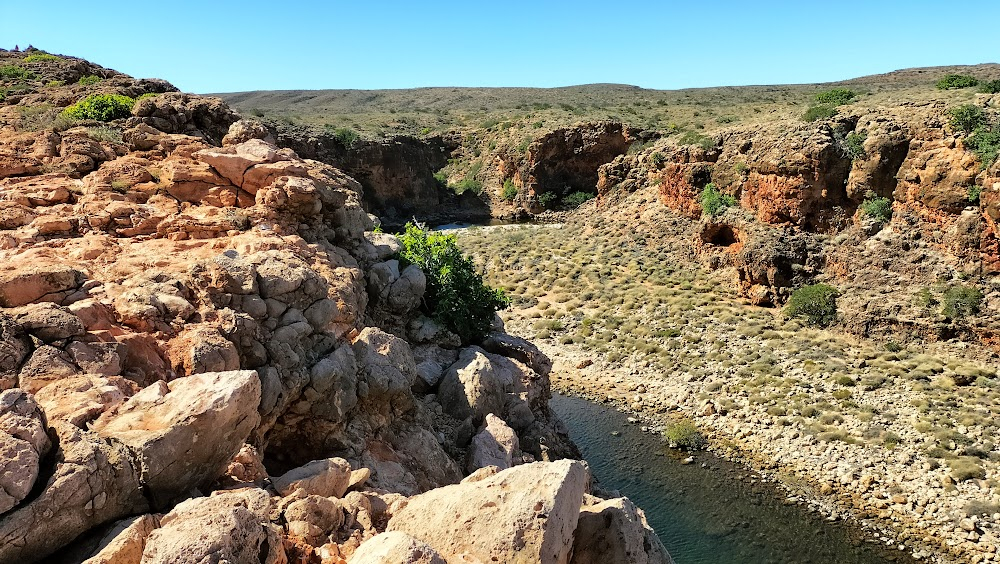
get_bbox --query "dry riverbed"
[456,191,1000,564]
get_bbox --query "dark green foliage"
[664,420,706,450]
[454,177,482,195]
[968,185,983,204]
[964,127,1000,168]
[0,65,36,80]
[948,105,986,134]
[538,191,557,208]
[23,53,61,63]
[61,93,135,121]
[941,285,983,320]
[397,223,509,343]
[786,284,839,327]
[651,152,665,166]
[803,104,837,122]
[332,127,359,147]
[936,74,979,90]
[980,80,1000,94]
[678,131,716,150]
[77,75,101,85]
[501,179,518,202]
[563,191,594,208]
[699,183,736,216]
[815,88,856,105]
[843,131,867,159]
[860,191,892,222]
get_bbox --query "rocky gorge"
[0,49,670,563]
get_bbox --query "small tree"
[948,105,987,135]
[860,191,892,223]
[815,88,856,105]
[700,183,736,216]
[397,223,509,343]
[941,285,983,321]
[61,93,135,121]
[936,74,979,90]
[786,284,839,327]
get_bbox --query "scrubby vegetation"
[501,179,518,202]
[699,183,736,216]
[664,420,706,450]
[563,191,595,208]
[936,74,979,90]
[23,53,61,63]
[964,126,1000,168]
[815,88,856,105]
[842,131,867,160]
[941,285,984,321]
[331,126,359,147]
[948,105,986,134]
[786,284,839,327]
[860,191,893,223]
[0,65,36,80]
[678,131,716,151]
[61,93,135,121]
[803,105,837,122]
[77,75,101,86]
[397,223,509,343]
[980,79,1000,94]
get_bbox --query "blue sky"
[3,1,998,93]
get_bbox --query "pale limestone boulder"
[387,460,588,564]
[222,118,275,146]
[466,413,519,473]
[437,347,509,424]
[82,514,160,564]
[571,496,673,564]
[91,370,261,508]
[351,327,416,409]
[0,389,51,514]
[272,457,353,498]
[482,332,553,377]
[349,531,448,564]
[11,302,85,342]
[0,424,146,563]
[0,263,85,308]
[193,139,279,188]
[34,375,130,427]
[283,495,344,546]
[140,489,285,564]
[0,313,30,388]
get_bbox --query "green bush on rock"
[815,88,856,105]
[786,283,839,327]
[61,93,135,121]
[664,420,706,450]
[398,223,510,343]
[936,74,979,90]
[700,183,736,216]
[948,105,986,135]
[941,285,983,321]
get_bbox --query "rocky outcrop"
[0,51,667,564]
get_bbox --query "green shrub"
[651,152,665,166]
[136,92,158,102]
[803,105,837,122]
[948,456,986,481]
[77,75,101,85]
[860,191,893,223]
[941,285,984,320]
[937,74,979,90]
[24,53,61,63]
[0,65,35,80]
[332,127,359,147]
[980,80,1000,94]
[563,191,595,208]
[61,93,135,121]
[678,131,716,151]
[454,177,482,195]
[843,131,867,159]
[965,127,1000,168]
[397,223,509,343]
[968,185,983,204]
[501,179,518,202]
[538,192,557,208]
[786,284,839,327]
[948,105,986,134]
[45,80,64,88]
[664,420,706,450]
[815,88,856,105]
[699,183,736,216]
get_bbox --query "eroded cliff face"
[598,97,1000,342]
[0,50,669,564]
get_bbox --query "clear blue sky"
[3,1,998,94]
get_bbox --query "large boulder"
[140,489,285,564]
[82,514,160,564]
[437,347,508,424]
[387,460,588,563]
[571,496,672,564]
[350,531,448,564]
[0,390,51,514]
[90,370,261,508]
[466,413,519,473]
[272,457,353,498]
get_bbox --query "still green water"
[550,394,918,564]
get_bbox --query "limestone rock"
[0,389,51,514]
[466,413,519,473]
[140,488,285,564]
[482,332,553,377]
[34,375,130,427]
[0,263,85,307]
[387,460,588,563]
[91,370,261,508]
[437,347,509,424]
[349,531,448,564]
[82,514,160,564]
[571,496,672,564]
[0,424,146,563]
[272,457,353,498]
[11,302,86,342]
[222,118,275,146]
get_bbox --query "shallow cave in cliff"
[700,223,740,247]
